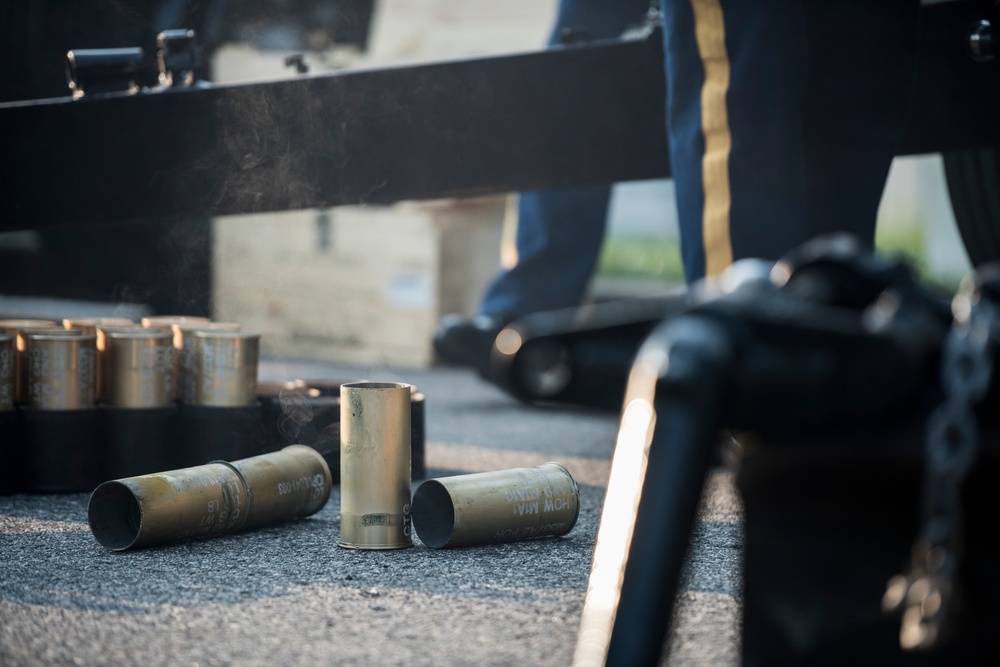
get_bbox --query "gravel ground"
[0,360,742,666]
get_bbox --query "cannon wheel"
[943,147,1000,268]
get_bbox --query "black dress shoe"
[433,313,511,376]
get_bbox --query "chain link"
[882,286,998,650]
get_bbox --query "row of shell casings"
[0,316,259,411]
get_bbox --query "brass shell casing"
[142,316,214,369]
[189,330,259,406]
[64,320,137,403]
[236,445,332,531]
[0,319,59,403]
[411,462,580,549]
[25,332,97,410]
[87,445,332,551]
[174,322,242,404]
[0,334,14,411]
[339,381,412,549]
[105,330,175,408]
[95,324,143,402]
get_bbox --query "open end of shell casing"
[409,480,454,548]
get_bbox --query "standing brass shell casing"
[190,330,259,407]
[174,322,242,404]
[25,332,96,410]
[105,329,175,408]
[0,319,59,403]
[339,381,412,549]
[141,317,213,387]
[65,319,136,402]
[0,334,14,411]
[87,444,332,551]
[411,462,580,549]
[96,324,142,402]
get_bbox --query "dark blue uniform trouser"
[480,0,650,318]
[481,0,921,317]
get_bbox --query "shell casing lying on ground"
[0,334,14,411]
[235,445,332,531]
[189,330,259,407]
[340,381,412,549]
[25,332,96,410]
[0,319,59,403]
[411,462,580,549]
[175,323,242,404]
[87,444,332,551]
[106,330,175,408]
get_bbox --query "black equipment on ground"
[499,235,1000,665]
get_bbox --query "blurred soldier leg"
[434,0,653,374]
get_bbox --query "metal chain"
[882,284,998,650]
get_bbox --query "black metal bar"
[0,1,995,232]
[0,33,669,232]
[573,315,733,666]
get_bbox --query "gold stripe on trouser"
[691,0,734,277]
[499,193,520,269]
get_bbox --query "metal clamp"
[66,48,145,99]
[156,29,202,87]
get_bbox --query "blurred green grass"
[596,225,961,293]
[876,223,962,294]
[596,237,684,284]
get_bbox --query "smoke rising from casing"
[277,388,314,439]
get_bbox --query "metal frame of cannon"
[0,0,997,232]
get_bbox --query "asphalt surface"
[0,359,742,666]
